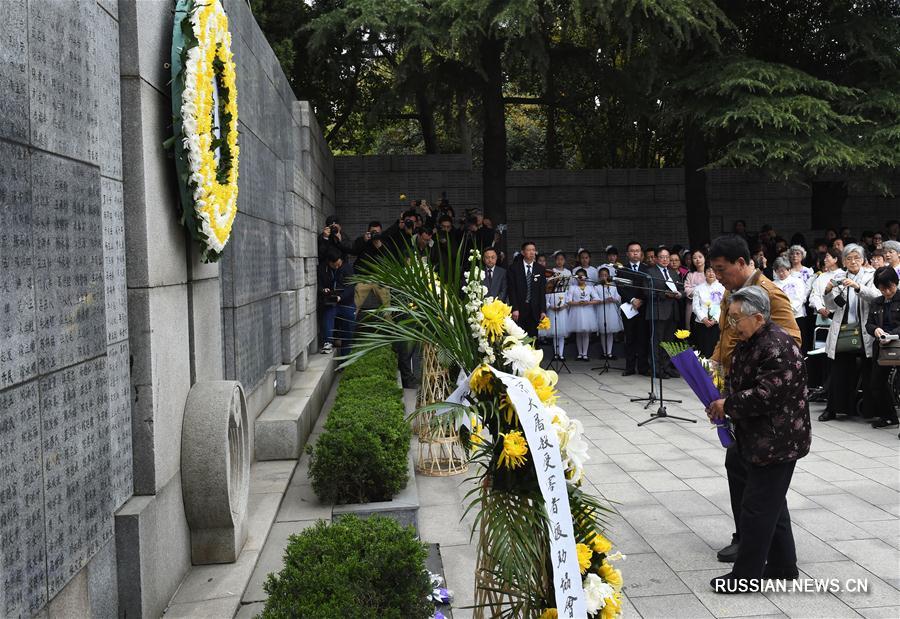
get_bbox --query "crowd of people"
[316,198,900,426]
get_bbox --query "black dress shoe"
[667,370,681,379]
[710,573,748,594]
[872,418,900,428]
[818,411,837,421]
[717,539,739,563]
[639,370,653,377]
[763,564,799,580]
[622,370,636,376]
[659,373,669,379]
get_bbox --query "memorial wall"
[0,0,332,616]
[1,0,129,616]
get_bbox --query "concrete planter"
[331,453,420,534]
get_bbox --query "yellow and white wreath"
[172,0,239,262]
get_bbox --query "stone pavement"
[421,364,900,619]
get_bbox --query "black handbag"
[877,339,900,366]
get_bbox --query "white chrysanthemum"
[502,343,543,376]
[564,422,590,483]
[583,573,615,615]
[503,316,527,341]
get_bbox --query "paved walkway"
[421,364,900,619]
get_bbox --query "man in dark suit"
[507,241,547,336]
[645,247,684,378]
[618,241,651,376]
[482,247,508,302]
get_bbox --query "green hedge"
[341,346,397,382]
[309,349,410,504]
[260,515,433,619]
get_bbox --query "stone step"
[255,354,336,461]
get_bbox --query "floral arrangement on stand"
[169,0,240,262]
[347,243,624,618]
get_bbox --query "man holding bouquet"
[706,287,811,592]
[707,235,800,564]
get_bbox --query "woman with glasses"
[820,244,880,421]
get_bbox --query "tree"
[667,0,900,246]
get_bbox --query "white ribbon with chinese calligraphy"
[490,368,587,618]
[444,367,587,618]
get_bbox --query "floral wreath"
[170,0,239,262]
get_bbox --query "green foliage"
[309,353,411,504]
[340,346,401,381]
[260,515,433,619]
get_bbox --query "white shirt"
[692,281,726,323]
[774,272,809,318]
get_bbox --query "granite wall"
[334,155,899,254]
[0,0,129,616]
[1,0,332,616]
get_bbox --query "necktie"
[487,268,493,288]
[663,268,671,282]
[632,263,638,271]
[525,265,532,303]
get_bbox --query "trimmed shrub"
[341,346,397,381]
[309,349,411,504]
[260,515,433,619]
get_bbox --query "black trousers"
[649,317,676,374]
[828,352,862,416]
[725,446,798,578]
[691,321,720,359]
[394,341,419,385]
[517,305,540,337]
[623,314,649,372]
[869,355,897,422]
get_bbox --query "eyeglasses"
[726,313,753,328]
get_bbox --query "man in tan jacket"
[706,235,801,565]
[710,236,801,374]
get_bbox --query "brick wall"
[335,155,898,255]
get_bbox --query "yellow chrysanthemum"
[469,415,485,451]
[591,533,612,554]
[537,315,551,331]
[525,367,559,406]
[481,299,512,340]
[499,393,517,425]
[400,193,407,200]
[600,592,621,619]
[599,560,623,592]
[497,431,528,469]
[675,329,691,340]
[577,543,593,574]
[469,365,493,395]
[539,610,558,619]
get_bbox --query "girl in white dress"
[540,251,571,359]
[575,249,599,283]
[566,268,601,360]
[594,267,623,359]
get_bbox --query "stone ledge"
[254,354,335,461]
[332,455,420,535]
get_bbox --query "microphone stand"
[612,275,692,426]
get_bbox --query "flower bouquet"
[347,243,624,618]
[661,331,734,448]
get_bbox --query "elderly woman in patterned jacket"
[705,286,812,593]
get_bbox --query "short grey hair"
[772,256,791,272]
[788,244,807,259]
[732,286,771,321]
[842,243,865,261]
[883,240,900,254]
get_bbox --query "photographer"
[353,221,390,311]
[317,247,355,356]
[383,208,422,259]
[821,244,879,421]
[318,215,353,260]
[865,266,900,428]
